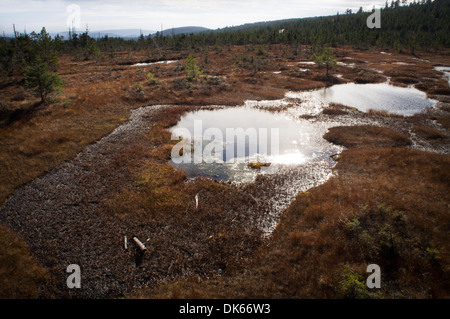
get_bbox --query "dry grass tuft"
[324,125,411,149]
[0,224,49,298]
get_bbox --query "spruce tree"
[24,58,64,104]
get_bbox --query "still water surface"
[312,82,436,116]
[169,107,339,183]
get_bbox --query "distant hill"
[43,27,209,40]
[90,29,156,38]
[49,29,155,40]
[153,26,210,37]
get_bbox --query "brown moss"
[324,125,412,149]
[413,125,447,140]
[391,77,419,85]
[0,224,49,298]
[131,148,450,299]
[322,103,355,115]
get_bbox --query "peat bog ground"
[0,45,449,298]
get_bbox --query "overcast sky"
[0,0,410,34]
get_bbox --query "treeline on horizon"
[0,0,449,75]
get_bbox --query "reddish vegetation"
[0,45,449,298]
[323,126,412,149]
[132,128,450,299]
[0,224,49,298]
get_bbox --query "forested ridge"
[135,0,450,51]
[209,0,449,50]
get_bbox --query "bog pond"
[309,82,436,116]
[169,106,340,183]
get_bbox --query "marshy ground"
[0,44,449,298]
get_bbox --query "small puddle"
[337,62,356,67]
[392,62,414,65]
[310,82,436,116]
[435,66,450,86]
[288,61,315,67]
[131,60,177,67]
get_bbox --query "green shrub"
[338,264,370,299]
[426,247,441,260]
[135,83,144,92]
[346,218,361,234]
[256,45,267,56]
[185,54,202,81]
[146,72,159,85]
[24,58,65,104]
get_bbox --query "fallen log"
[133,236,147,251]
